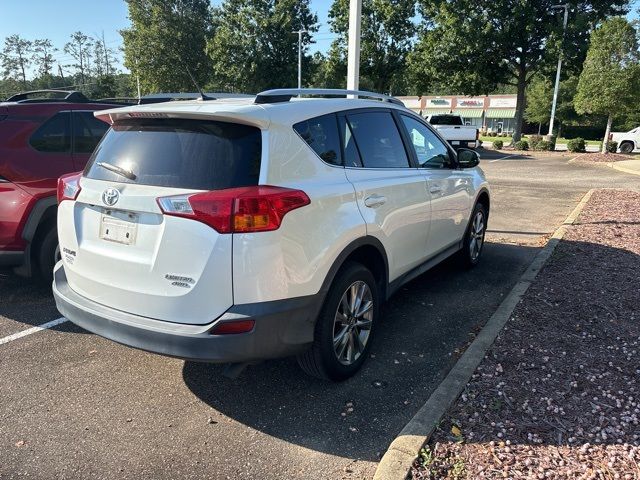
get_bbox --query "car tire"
[297,262,379,381]
[37,226,59,283]
[619,141,633,154]
[458,203,488,269]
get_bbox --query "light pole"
[293,29,308,89]
[547,3,569,138]
[346,0,362,96]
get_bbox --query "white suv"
[53,89,490,381]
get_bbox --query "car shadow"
[182,241,541,461]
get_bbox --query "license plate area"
[99,210,138,245]
[451,140,460,145]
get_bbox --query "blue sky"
[0,0,336,77]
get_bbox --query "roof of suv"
[95,96,413,128]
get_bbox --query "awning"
[486,109,516,119]
[453,108,483,118]
[422,108,451,115]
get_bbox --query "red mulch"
[411,190,640,479]
[574,153,636,163]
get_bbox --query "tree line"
[1,0,636,145]
[0,31,133,100]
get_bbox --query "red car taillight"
[57,172,82,203]
[157,185,310,233]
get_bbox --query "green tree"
[64,32,93,86]
[408,0,628,142]
[320,0,416,93]
[207,0,318,93]
[575,17,640,152]
[2,34,32,86]
[32,39,57,78]
[525,75,579,134]
[121,0,212,94]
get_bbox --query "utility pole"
[346,0,362,96]
[547,3,569,138]
[293,29,308,90]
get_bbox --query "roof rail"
[6,89,89,103]
[139,92,253,104]
[254,88,405,107]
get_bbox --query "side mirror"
[457,148,480,168]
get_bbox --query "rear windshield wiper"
[96,162,137,181]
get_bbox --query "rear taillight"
[157,186,310,233]
[57,172,82,203]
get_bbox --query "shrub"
[606,141,618,153]
[500,132,508,137]
[567,137,586,153]
[528,134,543,149]
[492,140,504,149]
[547,135,557,150]
[514,139,529,150]
[535,140,554,151]
[489,132,498,137]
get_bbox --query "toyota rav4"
[53,89,490,381]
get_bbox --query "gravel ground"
[411,189,640,480]
[573,153,636,163]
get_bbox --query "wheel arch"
[320,236,390,302]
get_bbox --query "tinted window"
[346,112,409,168]
[401,115,453,169]
[293,114,342,166]
[29,112,71,152]
[428,115,463,126]
[85,118,261,190]
[74,112,110,154]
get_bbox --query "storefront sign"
[425,98,452,108]
[456,97,484,108]
[489,97,517,108]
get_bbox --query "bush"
[567,137,586,153]
[535,140,554,151]
[514,139,529,150]
[606,141,618,153]
[528,134,543,149]
[492,140,504,149]
[489,132,498,137]
[500,132,508,137]
[547,134,557,150]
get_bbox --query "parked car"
[0,90,132,280]
[426,113,479,149]
[609,127,639,153]
[53,88,490,381]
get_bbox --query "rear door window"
[29,112,71,153]
[73,112,110,154]
[293,114,342,166]
[84,118,261,191]
[345,111,409,168]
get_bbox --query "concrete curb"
[373,189,596,480]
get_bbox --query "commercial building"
[401,95,518,134]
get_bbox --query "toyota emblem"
[102,187,120,206]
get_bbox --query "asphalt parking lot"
[1,151,639,480]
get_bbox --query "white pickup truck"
[609,127,639,153]
[426,114,478,149]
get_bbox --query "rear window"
[428,115,463,126]
[84,118,262,190]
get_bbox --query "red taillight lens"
[210,319,255,335]
[57,172,82,203]
[157,186,310,233]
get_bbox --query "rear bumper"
[0,250,25,267]
[52,263,320,363]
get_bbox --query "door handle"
[364,194,387,208]
[429,185,442,195]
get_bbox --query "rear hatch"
[57,117,262,325]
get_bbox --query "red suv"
[0,90,128,280]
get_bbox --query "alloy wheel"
[469,211,485,261]
[332,281,373,366]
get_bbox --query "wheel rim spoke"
[333,280,374,365]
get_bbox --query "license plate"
[99,213,138,245]
[451,140,460,145]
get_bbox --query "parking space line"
[0,317,68,346]
[489,154,516,162]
